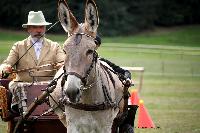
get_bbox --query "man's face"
[27,25,46,39]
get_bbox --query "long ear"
[84,0,99,33]
[58,0,78,34]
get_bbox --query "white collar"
[30,36,44,44]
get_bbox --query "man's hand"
[123,78,132,87]
[0,64,13,79]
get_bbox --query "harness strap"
[61,58,118,111]
[100,62,125,85]
[100,67,113,104]
[68,32,95,40]
[62,100,117,111]
[67,72,83,79]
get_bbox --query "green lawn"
[103,25,200,47]
[0,25,200,133]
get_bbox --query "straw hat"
[22,11,52,28]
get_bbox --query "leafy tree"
[0,0,199,36]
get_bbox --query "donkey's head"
[58,0,99,103]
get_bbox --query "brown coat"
[3,36,65,82]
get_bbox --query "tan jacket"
[3,36,65,82]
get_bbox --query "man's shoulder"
[44,38,58,45]
[14,38,28,45]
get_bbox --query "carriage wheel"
[119,124,134,133]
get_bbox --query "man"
[0,11,65,118]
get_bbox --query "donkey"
[49,0,135,132]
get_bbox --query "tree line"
[0,0,199,36]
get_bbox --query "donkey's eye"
[86,49,94,56]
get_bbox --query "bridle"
[62,49,98,87]
[62,32,98,86]
[60,32,118,111]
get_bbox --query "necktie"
[31,37,43,60]
[36,46,41,60]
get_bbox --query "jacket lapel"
[37,38,50,65]
[26,36,38,65]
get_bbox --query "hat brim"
[22,22,52,28]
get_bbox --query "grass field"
[0,25,200,133]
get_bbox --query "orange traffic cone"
[130,89,140,105]
[137,100,156,128]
